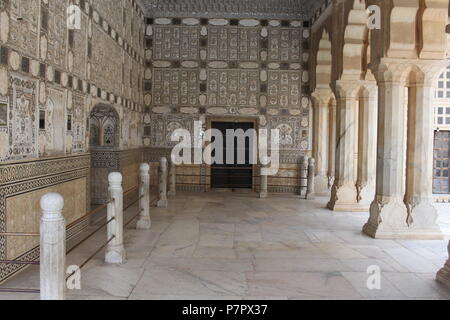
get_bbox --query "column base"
[157,199,168,208]
[363,199,443,240]
[136,217,152,230]
[357,183,375,208]
[259,192,268,199]
[306,193,316,200]
[168,190,176,196]
[437,265,450,288]
[436,243,450,288]
[327,184,367,211]
[315,174,330,196]
[105,246,126,264]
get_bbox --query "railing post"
[259,161,268,199]
[157,157,168,208]
[300,156,309,198]
[105,172,125,264]
[40,192,66,300]
[137,163,151,230]
[307,158,316,200]
[168,159,177,196]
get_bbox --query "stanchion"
[307,158,316,200]
[105,172,126,264]
[157,157,168,208]
[259,158,268,198]
[168,159,177,196]
[40,192,66,300]
[137,163,151,229]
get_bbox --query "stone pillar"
[437,241,450,288]
[328,82,360,211]
[105,172,126,264]
[168,159,177,196]
[403,80,442,238]
[363,76,409,238]
[137,163,151,230]
[356,83,378,207]
[307,158,316,200]
[259,164,268,199]
[300,156,309,197]
[40,193,66,301]
[157,157,168,208]
[328,100,336,189]
[364,61,445,239]
[312,89,333,195]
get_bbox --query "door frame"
[205,116,259,192]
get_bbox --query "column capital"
[311,87,334,106]
[370,58,448,86]
[334,80,361,100]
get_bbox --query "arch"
[419,0,448,59]
[89,104,120,148]
[341,0,371,81]
[315,29,333,89]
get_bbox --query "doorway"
[210,121,254,189]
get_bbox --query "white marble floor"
[1,192,450,300]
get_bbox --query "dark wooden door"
[211,122,253,189]
[433,131,450,194]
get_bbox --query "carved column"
[307,158,316,200]
[363,68,409,238]
[328,82,360,211]
[356,83,378,207]
[328,100,337,189]
[312,88,333,195]
[403,62,446,238]
[364,60,445,239]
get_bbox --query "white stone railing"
[259,156,315,199]
[0,162,153,300]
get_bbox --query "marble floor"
[1,191,450,300]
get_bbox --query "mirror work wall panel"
[0,0,146,283]
[143,17,312,192]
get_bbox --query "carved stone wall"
[91,148,143,204]
[0,154,90,283]
[0,0,146,282]
[0,0,146,163]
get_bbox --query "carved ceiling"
[137,0,327,20]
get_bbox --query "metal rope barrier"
[66,217,116,255]
[66,236,116,282]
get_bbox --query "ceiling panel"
[137,0,327,20]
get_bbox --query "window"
[67,114,72,131]
[436,61,450,102]
[39,110,46,130]
[103,124,114,146]
[90,124,99,146]
[0,102,7,126]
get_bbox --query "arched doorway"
[89,104,120,204]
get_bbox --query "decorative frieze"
[0,154,90,283]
